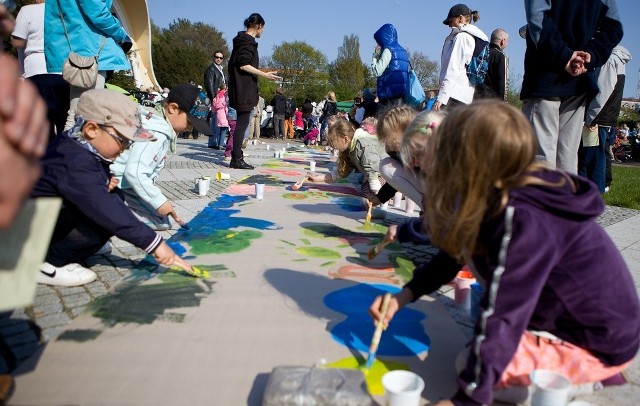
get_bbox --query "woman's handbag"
[57,0,104,89]
[405,66,425,107]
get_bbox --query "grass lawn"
[604,165,640,210]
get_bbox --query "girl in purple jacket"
[370,100,640,406]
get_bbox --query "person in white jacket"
[111,84,212,230]
[434,4,488,111]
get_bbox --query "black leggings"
[233,110,252,160]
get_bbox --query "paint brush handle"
[367,239,392,260]
[365,201,373,224]
[369,293,392,353]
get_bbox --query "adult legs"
[557,94,588,174]
[64,71,107,130]
[208,114,220,147]
[230,111,253,168]
[579,126,609,193]
[28,74,70,141]
[523,98,561,169]
[273,114,285,139]
[379,157,423,209]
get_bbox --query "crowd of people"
[1,1,640,405]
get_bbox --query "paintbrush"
[169,264,210,279]
[365,293,392,370]
[170,212,191,230]
[365,201,373,225]
[367,239,391,260]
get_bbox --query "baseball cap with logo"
[443,3,472,25]
[167,83,214,136]
[77,89,156,142]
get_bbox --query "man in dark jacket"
[204,51,226,148]
[270,87,287,139]
[520,0,623,174]
[475,28,509,100]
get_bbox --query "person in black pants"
[227,13,281,169]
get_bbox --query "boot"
[229,158,254,170]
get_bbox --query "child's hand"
[307,172,327,182]
[107,176,119,192]
[367,195,382,207]
[152,241,178,267]
[157,200,175,216]
[369,288,413,327]
[384,224,398,244]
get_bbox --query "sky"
[147,0,640,98]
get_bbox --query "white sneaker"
[94,242,112,255]
[604,186,610,193]
[37,262,97,287]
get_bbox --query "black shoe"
[208,145,218,149]
[229,158,254,170]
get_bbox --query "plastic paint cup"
[266,144,270,150]
[216,172,230,180]
[393,192,403,208]
[286,142,290,148]
[530,369,571,406]
[197,179,208,196]
[309,161,316,171]
[382,370,424,406]
[255,183,265,200]
[404,198,415,214]
[454,267,476,311]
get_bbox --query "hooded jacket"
[228,31,259,113]
[110,106,176,211]
[44,0,130,73]
[372,24,410,102]
[586,45,631,127]
[405,170,640,406]
[439,24,489,105]
[520,0,623,100]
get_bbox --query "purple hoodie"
[406,170,640,406]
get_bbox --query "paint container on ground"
[197,178,209,196]
[454,267,476,312]
[470,282,483,320]
[530,369,571,406]
[393,192,403,208]
[216,171,230,180]
[274,151,279,158]
[266,144,270,150]
[382,370,424,406]
[286,142,290,148]
[404,198,415,214]
[309,161,316,171]
[255,183,265,200]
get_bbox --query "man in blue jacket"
[520,0,623,174]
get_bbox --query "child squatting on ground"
[369,100,640,406]
[31,89,192,287]
[307,117,387,202]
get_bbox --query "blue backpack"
[464,33,490,86]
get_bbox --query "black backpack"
[285,98,294,118]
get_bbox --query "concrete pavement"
[5,136,640,405]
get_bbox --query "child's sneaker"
[37,262,97,286]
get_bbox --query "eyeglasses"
[214,55,223,60]
[100,126,132,150]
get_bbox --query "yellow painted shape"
[169,265,210,279]
[324,357,410,396]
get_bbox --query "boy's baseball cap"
[443,4,471,25]
[167,84,213,136]
[77,89,156,142]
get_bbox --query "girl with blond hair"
[370,100,639,406]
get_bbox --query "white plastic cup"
[382,370,425,406]
[198,179,208,196]
[286,142,290,148]
[266,144,270,150]
[530,369,571,406]
[404,198,415,214]
[393,192,403,208]
[255,183,265,200]
[216,171,230,180]
[309,161,316,171]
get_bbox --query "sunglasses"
[214,55,224,59]
[100,126,132,150]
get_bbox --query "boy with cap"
[111,83,211,231]
[31,89,191,286]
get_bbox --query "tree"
[506,73,523,109]
[329,35,369,100]
[619,105,640,126]
[270,41,328,103]
[408,50,439,90]
[151,19,228,88]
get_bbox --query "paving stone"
[35,285,54,296]
[32,303,64,318]
[42,326,66,342]
[62,293,91,309]
[85,282,109,296]
[70,306,87,318]
[34,293,61,305]
[35,313,70,329]
[56,286,86,296]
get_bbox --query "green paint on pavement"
[295,246,341,260]
[300,238,311,245]
[189,229,262,255]
[320,261,336,267]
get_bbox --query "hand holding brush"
[365,293,392,370]
[367,224,398,260]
